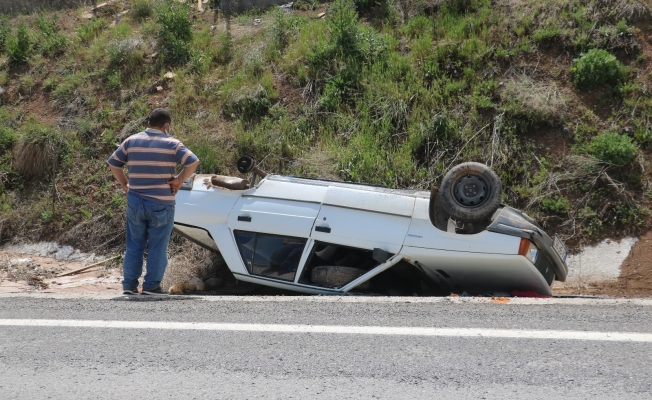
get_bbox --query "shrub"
[270,8,298,54]
[540,196,571,215]
[156,0,193,66]
[0,127,16,151]
[589,131,637,165]
[571,49,624,91]
[7,23,31,65]
[132,0,154,22]
[328,0,360,57]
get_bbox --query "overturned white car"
[173,157,568,296]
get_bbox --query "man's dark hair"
[147,108,171,128]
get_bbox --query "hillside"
[0,0,651,262]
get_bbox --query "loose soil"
[2,232,651,297]
[553,231,652,298]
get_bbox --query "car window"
[173,224,219,252]
[298,241,382,288]
[234,230,306,282]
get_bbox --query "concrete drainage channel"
[0,238,647,298]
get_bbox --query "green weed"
[589,131,637,165]
[132,0,154,22]
[41,210,53,223]
[77,18,106,43]
[0,16,8,52]
[213,32,233,65]
[270,8,299,54]
[223,84,272,120]
[7,23,31,65]
[35,13,68,56]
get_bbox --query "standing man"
[108,108,199,295]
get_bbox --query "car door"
[227,196,320,282]
[310,186,415,254]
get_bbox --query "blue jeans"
[122,193,175,291]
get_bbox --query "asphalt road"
[1,295,651,399]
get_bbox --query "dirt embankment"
[553,231,652,298]
[2,232,651,297]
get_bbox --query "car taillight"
[518,238,539,263]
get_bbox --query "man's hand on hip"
[168,177,183,195]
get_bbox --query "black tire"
[439,162,502,223]
[237,156,255,173]
[311,266,370,290]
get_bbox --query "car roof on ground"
[264,175,430,199]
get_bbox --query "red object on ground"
[511,290,553,298]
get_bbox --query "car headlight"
[518,238,539,264]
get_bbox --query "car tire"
[439,162,502,223]
[311,266,370,290]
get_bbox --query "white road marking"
[1,319,651,342]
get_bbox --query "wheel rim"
[451,174,490,208]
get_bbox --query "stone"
[204,277,224,290]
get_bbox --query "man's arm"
[168,160,200,195]
[109,165,129,193]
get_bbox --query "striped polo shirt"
[107,128,199,205]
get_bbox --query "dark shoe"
[142,287,167,295]
[123,288,139,295]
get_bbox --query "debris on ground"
[169,276,205,294]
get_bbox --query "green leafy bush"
[156,0,193,66]
[571,49,624,91]
[540,196,571,215]
[589,131,637,165]
[7,23,31,65]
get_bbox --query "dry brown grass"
[161,234,226,290]
[501,75,568,123]
[12,138,56,179]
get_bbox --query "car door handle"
[315,226,331,233]
[238,216,252,222]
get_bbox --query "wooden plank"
[56,255,121,277]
